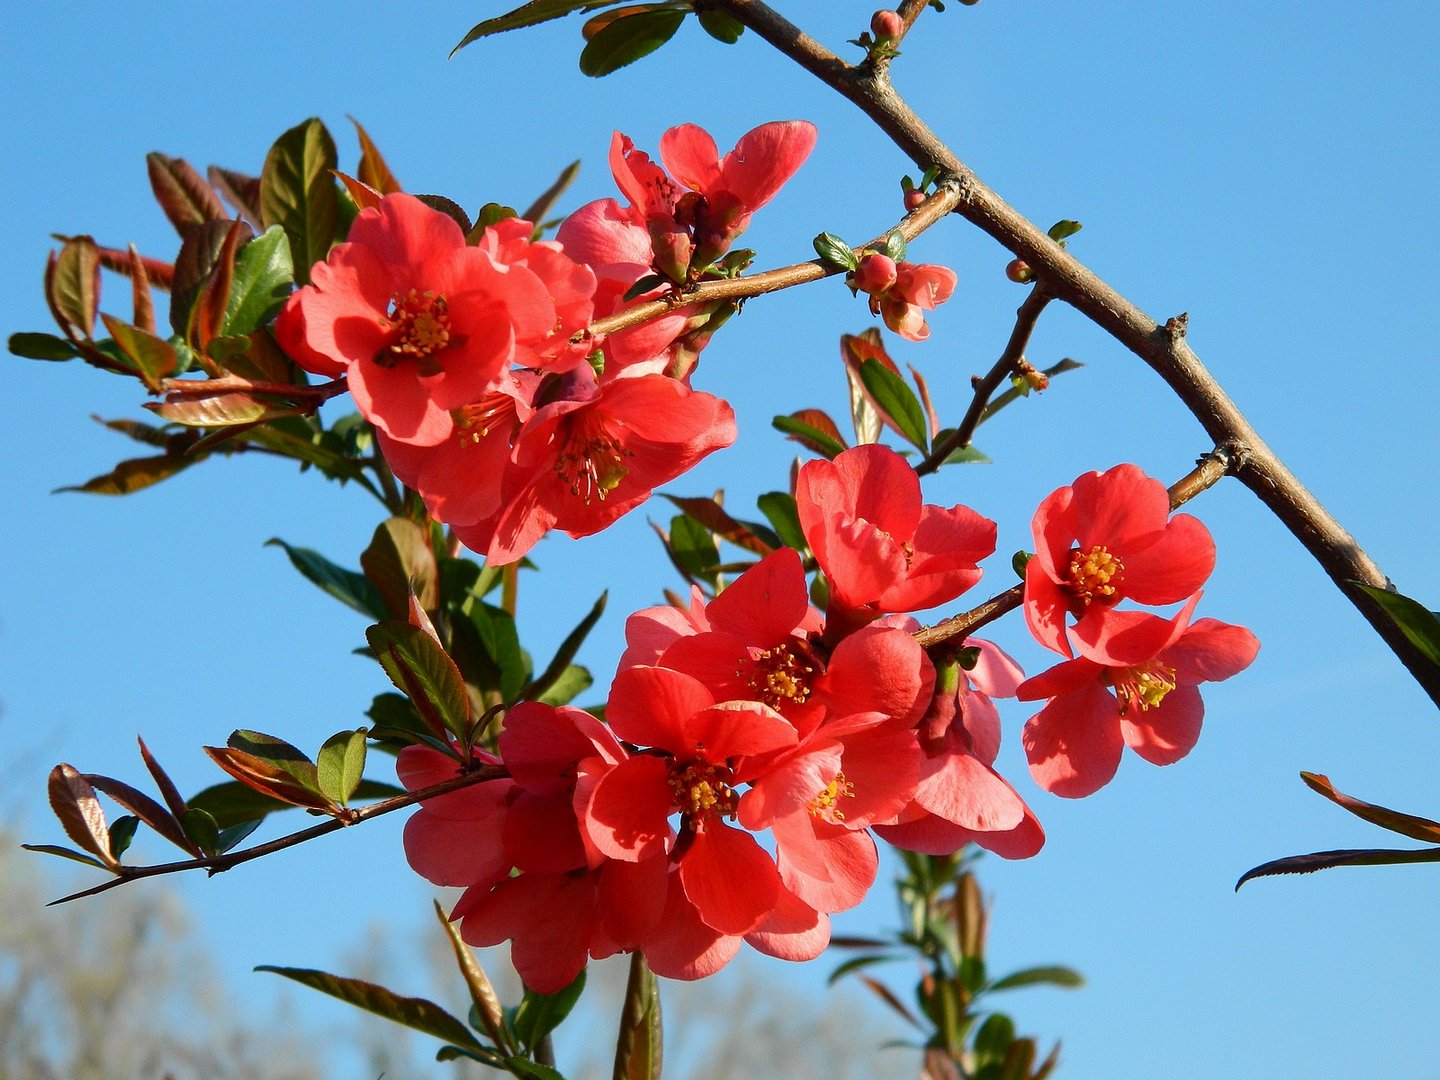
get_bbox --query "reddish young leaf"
[49,236,100,340]
[661,494,775,556]
[80,240,174,291]
[127,244,157,334]
[350,117,402,195]
[334,170,384,213]
[83,772,197,855]
[909,363,941,441]
[208,165,264,227]
[56,451,205,496]
[137,736,189,822]
[145,389,274,428]
[46,764,118,869]
[100,314,180,392]
[1300,771,1440,843]
[203,746,335,812]
[193,220,253,351]
[171,219,241,343]
[147,152,229,233]
[859,975,924,1030]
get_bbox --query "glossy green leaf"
[534,664,593,707]
[973,1013,1017,1068]
[188,778,402,830]
[1351,582,1440,670]
[662,495,778,555]
[453,0,624,53]
[988,965,1085,992]
[466,601,530,703]
[756,491,806,552]
[881,228,907,262]
[106,815,139,860]
[9,332,79,361]
[261,118,339,285]
[772,414,847,459]
[859,358,928,450]
[367,620,471,738]
[258,966,485,1051]
[214,818,263,853]
[928,434,992,466]
[669,513,719,582]
[523,592,606,703]
[222,226,294,337]
[361,517,439,617]
[317,729,367,806]
[506,1059,567,1080]
[578,9,684,77]
[696,8,744,43]
[521,159,582,229]
[812,231,857,271]
[1047,219,1083,242]
[181,806,221,854]
[513,968,586,1052]
[266,538,389,620]
[20,843,112,870]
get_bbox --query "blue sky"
[3,3,1439,1077]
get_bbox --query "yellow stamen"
[378,289,453,373]
[668,762,738,819]
[740,643,815,710]
[1067,544,1124,605]
[1108,663,1178,715]
[807,772,855,823]
[554,432,632,503]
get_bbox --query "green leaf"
[613,952,661,1080]
[669,513,719,582]
[214,818,263,853]
[827,953,896,986]
[513,968,586,1052]
[1047,219,1083,242]
[465,602,530,703]
[812,231,857,271]
[881,228,907,262]
[973,1013,1017,1067]
[506,1059,567,1080]
[258,966,485,1051]
[1236,845,1440,888]
[520,159,583,230]
[361,517,439,617]
[316,729,368,806]
[181,806,221,855]
[20,843,112,871]
[223,226,294,337]
[578,9,685,77]
[98,316,180,392]
[662,495,778,555]
[1351,582,1440,670]
[367,621,472,738]
[452,0,625,54]
[266,538,390,620]
[696,9,744,43]
[535,664,593,706]
[858,358,928,450]
[9,331,80,361]
[988,965,1085,992]
[523,592,606,703]
[229,729,320,788]
[260,118,340,285]
[772,414,847,459]
[925,435,992,466]
[756,491,807,552]
[52,236,100,338]
[188,779,401,830]
[107,815,139,860]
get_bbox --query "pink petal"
[1022,681,1125,798]
[776,820,876,914]
[1029,483,1078,580]
[913,752,1024,832]
[597,851,668,950]
[1121,683,1204,766]
[1165,618,1261,683]
[643,873,742,981]
[1071,593,1202,668]
[584,756,673,861]
[683,701,799,762]
[815,624,935,728]
[1122,513,1216,605]
[606,666,715,749]
[1071,464,1168,553]
[658,123,723,193]
[504,791,587,873]
[403,808,510,888]
[738,742,843,829]
[704,547,811,644]
[1023,556,1074,658]
[745,884,830,961]
[717,120,817,210]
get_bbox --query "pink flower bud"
[853,252,899,295]
[870,9,904,39]
[903,188,926,212]
[1005,257,1032,283]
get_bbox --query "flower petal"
[1022,680,1125,797]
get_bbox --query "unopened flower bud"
[903,188,927,212]
[853,252,899,295]
[1005,257,1032,284]
[870,9,904,39]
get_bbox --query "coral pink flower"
[797,443,996,621]
[1024,463,1217,657]
[875,641,1045,859]
[397,744,513,890]
[452,370,736,564]
[1017,595,1260,797]
[276,193,551,445]
[867,261,957,342]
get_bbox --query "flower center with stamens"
[667,761,738,820]
[1108,662,1178,715]
[378,289,452,373]
[1067,545,1124,605]
[554,432,631,503]
[807,772,855,823]
[452,393,518,446]
[741,642,815,710]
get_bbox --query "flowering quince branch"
[582,184,961,340]
[915,283,1054,476]
[702,0,1440,707]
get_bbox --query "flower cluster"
[278,120,815,565]
[850,252,958,341]
[402,445,1048,991]
[1016,464,1260,796]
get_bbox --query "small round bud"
[1005,257,1033,284]
[853,253,899,295]
[903,188,927,212]
[870,9,904,40]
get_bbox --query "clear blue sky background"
[3,4,1439,1078]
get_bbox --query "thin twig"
[708,0,1440,707]
[582,186,960,340]
[48,763,507,905]
[915,449,1233,649]
[916,285,1053,475]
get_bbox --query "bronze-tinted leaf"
[83,772,196,855]
[194,220,253,351]
[452,0,625,55]
[261,118,340,285]
[772,410,848,459]
[203,746,334,812]
[100,314,180,392]
[208,165,264,227]
[171,219,239,342]
[1236,845,1440,889]
[334,170,384,212]
[47,764,117,868]
[55,451,203,496]
[433,901,512,1054]
[350,117,402,195]
[137,736,189,822]
[127,244,157,334]
[147,152,228,233]
[361,517,439,617]
[662,495,776,556]
[145,388,274,428]
[1300,771,1440,843]
[50,236,100,339]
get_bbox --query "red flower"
[1017,596,1260,797]
[452,370,736,564]
[868,261,957,342]
[1024,463,1216,657]
[277,193,550,445]
[797,444,996,621]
